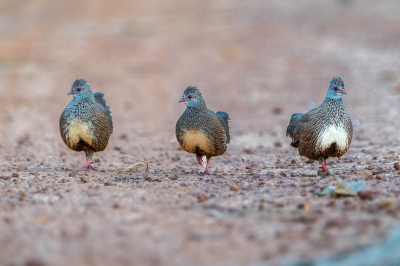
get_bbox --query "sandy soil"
[1,0,400,265]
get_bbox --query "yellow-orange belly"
[67,121,94,148]
[182,129,212,154]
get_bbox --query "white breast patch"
[316,124,348,153]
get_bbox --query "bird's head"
[68,79,93,99]
[326,76,347,100]
[178,86,206,108]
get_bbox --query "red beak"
[178,96,186,103]
[67,89,75,95]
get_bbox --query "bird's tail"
[216,111,230,144]
[94,92,112,115]
[286,113,304,148]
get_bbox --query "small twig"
[122,154,149,172]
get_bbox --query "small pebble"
[230,184,240,192]
[18,165,28,171]
[246,164,259,169]
[145,176,161,182]
[104,181,116,186]
[378,200,398,211]
[168,175,179,180]
[362,171,373,180]
[197,193,208,202]
[80,176,90,183]
[297,202,311,211]
[19,192,26,201]
[243,148,254,154]
[358,191,374,200]
[375,175,385,181]
[12,173,19,178]
[394,162,400,170]
[373,167,385,175]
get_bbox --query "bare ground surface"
[1,0,400,265]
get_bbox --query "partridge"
[60,79,113,171]
[176,86,230,174]
[286,76,353,173]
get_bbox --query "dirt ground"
[1,0,400,265]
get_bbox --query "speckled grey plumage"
[286,77,352,164]
[60,79,113,169]
[176,86,230,173]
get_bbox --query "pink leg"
[204,158,210,175]
[79,159,92,171]
[79,152,98,171]
[321,159,328,173]
[196,155,204,166]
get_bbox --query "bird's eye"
[76,88,84,92]
[187,95,195,99]
[332,87,339,91]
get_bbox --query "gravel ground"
[1,1,400,265]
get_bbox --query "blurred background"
[0,0,399,151]
[1,0,400,265]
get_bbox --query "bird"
[60,79,113,171]
[176,86,230,174]
[286,76,353,174]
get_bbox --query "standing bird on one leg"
[176,86,230,174]
[60,79,113,171]
[286,76,353,174]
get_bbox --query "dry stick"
[122,154,149,172]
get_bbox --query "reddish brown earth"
[1,1,400,265]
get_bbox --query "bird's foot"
[79,159,96,171]
[200,171,209,176]
[79,166,90,171]
[318,168,329,177]
[318,160,329,177]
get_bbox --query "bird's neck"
[186,102,207,110]
[323,97,344,106]
[73,95,94,104]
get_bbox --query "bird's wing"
[286,107,321,147]
[216,111,230,144]
[93,92,113,134]
[93,93,109,113]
